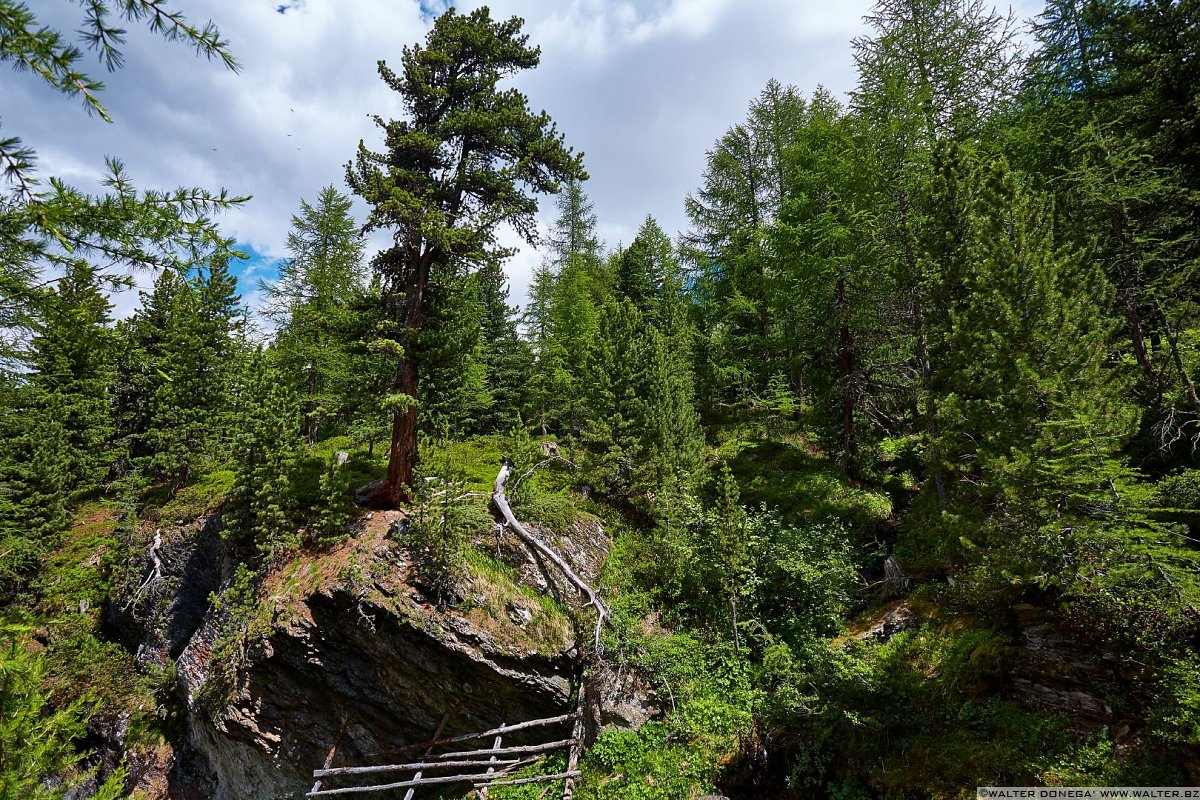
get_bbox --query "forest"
[2,0,1200,798]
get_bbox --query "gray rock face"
[590,659,662,735]
[1007,603,1122,731]
[94,505,625,800]
[169,524,584,799]
[93,506,610,800]
[479,514,609,600]
[106,512,227,669]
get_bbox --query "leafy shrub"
[577,723,717,800]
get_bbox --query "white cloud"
[7,0,1046,318]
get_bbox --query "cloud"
[7,0,1046,320]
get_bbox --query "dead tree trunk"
[492,461,608,647]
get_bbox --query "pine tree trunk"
[374,251,433,507]
[385,353,419,504]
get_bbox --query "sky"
[10,0,1043,318]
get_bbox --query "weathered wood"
[402,712,447,800]
[562,683,586,800]
[310,719,348,796]
[476,771,582,789]
[308,770,507,797]
[479,722,504,799]
[314,758,519,779]
[374,713,575,756]
[492,462,608,647]
[437,739,574,760]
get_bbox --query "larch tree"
[0,1,245,328]
[475,257,530,432]
[684,81,808,407]
[851,0,1021,502]
[346,6,583,505]
[263,186,366,444]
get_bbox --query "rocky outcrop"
[1007,603,1125,732]
[90,501,624,800]
[175,585,576,799]
[479,514,609,602]
[106,512,227,669]
[154,509,604,800]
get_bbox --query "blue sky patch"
[229,241,283,299]
[417,0,452,23]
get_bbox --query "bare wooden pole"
[402,712,448,800]
[479,721,504,799]
[309,771,513,797]
[314,759,520,779]
[437,739,574,760]
[368,713,574,757]
[476,771,582,789]
[562,683,586,800]
[310,719,348,797]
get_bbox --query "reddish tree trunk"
[384,352,420,504]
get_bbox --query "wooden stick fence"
[307,709,582,798]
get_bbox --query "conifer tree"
[523,260,558,435]
[130,257,243,489]
[475,258,531,433]
[547,258,600,436]
[685,81,812,407]
[346,7,583,505]
[927,148,1137,570]
[0,392,68,596]
[0,622,126,800]
[264,186,366,444]
[547,178,607,300]
[585,297,703,505]
[316,453,352,544]
[614,215,674,322]
[418,271,491,437]
[227,350,300,561]
[27,264,117,491]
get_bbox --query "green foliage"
[121,257,245,490]
[0,394,69,597]
[577,723,718,800]
[1151,651,1200,748]
[0,621,127,800]
[315,454,353,543]
[225,350,301,561]
[197,562,269,713]
[579,629,753,800]
[1152,469,1200,530]
[475,258,533,433]
[263,185,368,445]
[403,437,493,603]
[346,5,584,496]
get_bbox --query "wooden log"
[370,712,575,756]
[308,771,506,797]
[402,712,447,800]
[437,739,574,760]
[475,771,582,789]
[479,722,504,799]
[310,719,348,796]
[562,682,587,800]
[492,462,608,647]
[314,759,520,779]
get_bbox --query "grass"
[712,425,893,537]
[461,546,575,654]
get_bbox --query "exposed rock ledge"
[113,507,615,800]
